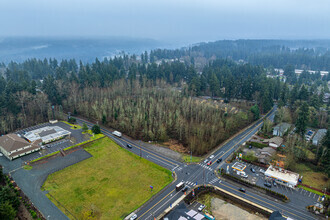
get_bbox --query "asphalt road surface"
[72,106,317,220]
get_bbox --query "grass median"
[42,137,173,220]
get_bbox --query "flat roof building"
[232,162,246,172]
[24,126,71,144]
[0,134,41,160]
[265,165,299,187]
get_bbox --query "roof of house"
[312,129,327,142]
[263,137,283,146]
[0,134,30,152]
[273,123,291,133]
[257,147,276,155]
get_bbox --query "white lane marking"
[148,155,176,169]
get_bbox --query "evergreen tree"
[295,101,309,137]
[82,123,88,132]
[91,125,101,134]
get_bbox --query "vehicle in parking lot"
[249,145,252,149]
[127,144,132,148]
[198,204,205,212]
[241,174,248,178]
[0,153,3,156]
[129,214,137,220]
[264,182,272,188]
[250,168,255,173]
[239,188,246,193]
[259,169,265,174]
[217,158,222,163]
[209,155,215,159]
[46,145,51,148]
[207,161,212,166]
[273,181,277,186]
[182,186,189,192]
[41,146,46,149]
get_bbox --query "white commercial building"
[265,166,299,187]
[24,126,71,144]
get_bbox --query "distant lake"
[0,36,173,64]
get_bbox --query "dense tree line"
[63,80,253,155]
[151,40,330,71]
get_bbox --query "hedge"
[246,141,268,149]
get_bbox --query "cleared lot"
[42,137,173,219]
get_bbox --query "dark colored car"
[239,188,246,193]
[217,158,222,163]
[250,168,255,173]
[127,144,132,148]
[264,182,272,188]
[182,186,189,192]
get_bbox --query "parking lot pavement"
[189,201,203,212]
[9,148,92,220]
[229,161,319,207]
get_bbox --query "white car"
[204,159,208,163]
[130,214,137,220]
[0,153,3,156]
[209,155,215,159]
[198,204,205,212]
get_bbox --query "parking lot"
[228,160,320,206]
[13,121,90,163]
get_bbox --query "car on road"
[264,182,272,188]
[127,144,132,148]
[209,155,215,159]
[130,214,137,220]
[238,188,246,193]
[250,168,255,173]
[216,158,222,163]
[182,186,189,192]
[198,204,205,212]
[273,181,277,186]
[204,159,208,163]
[207,161,212,166]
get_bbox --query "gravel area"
[139,141,183,162]
[211,197,266,220]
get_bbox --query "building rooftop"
[273,123,291,133]
[313,129,327,142]
[263,137,283,146]
[232,162,246,171]
[265,166,299,185]
[0,134,30,152]
[24,126,71,143]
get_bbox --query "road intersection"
[73,107,317,220]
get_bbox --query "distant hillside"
[0,36,163,64]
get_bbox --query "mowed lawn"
[43,137,173,220]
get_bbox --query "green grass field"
[43,137,173,220]
[182,155,201,163]
[295,163,329,190]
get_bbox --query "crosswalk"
[199,163,213,171]
[185,181,196,186]
[209,178,219,184]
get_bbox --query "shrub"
[246,141,268,149]
[30,210,37,218]
[91,125,101,134]
[68,117,76,124]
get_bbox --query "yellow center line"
[218,182,307,219]
[101,129,178,166]
[137,188,176,220]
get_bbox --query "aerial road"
[73,106,315,220]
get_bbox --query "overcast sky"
[1,0,330,44]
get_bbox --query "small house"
[273,123,291,137]
[312,129,327,146]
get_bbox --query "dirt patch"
[17,203,33,220]
[162,139,188,154]
[211,197,266,220]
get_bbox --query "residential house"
[273,123,291,137]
